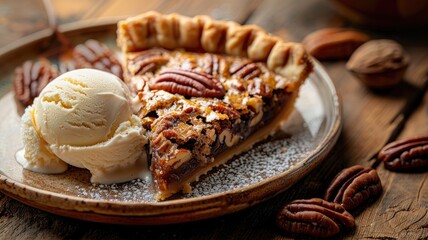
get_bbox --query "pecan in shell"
[378,135,428,171]
[276,198,355,238]
[72,39,123,79]
[13,59,58,106]
[303,28,369,60]
[324,165,382,211]
[150,69,225,98]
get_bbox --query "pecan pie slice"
[117,12,313,200]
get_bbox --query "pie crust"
[117,11,313,200]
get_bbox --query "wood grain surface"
[0,0,427,239]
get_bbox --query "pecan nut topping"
[276,198,355,238]
[230,61,261,80]
[203,54,221,76]
[13,59,58,106]
[209,102,240,120]
[128,49,168,75]
[72,39,123,79]
[150,69,225,98]
[324,165,382,211]
[248,78,272,98]
[378,135,428,171]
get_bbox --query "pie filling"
[150,90,299,200]
[124,49,306,200]
[117,12,313,200]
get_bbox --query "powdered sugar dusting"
[187,130,315,197]
[69,126,316,203]
[73,178,155,202]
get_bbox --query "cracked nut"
[276,198,355,238]
[346,39,409,89]
[72,39,123,79]
[13,59,58,106]
[150,69,225,98]
[378,135,428,171]
[324,165,382,211]
[303,28,369,60]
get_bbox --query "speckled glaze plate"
[0,19,342,225]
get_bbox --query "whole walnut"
[346,39,409,89]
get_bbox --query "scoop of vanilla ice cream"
[19,69,149,183]
[34,68,133,147]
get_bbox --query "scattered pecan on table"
[324,165,382,211]
[150,69,225,98]
[276,198,355,238]
[13,59,58,106]
[72,39,123,79]
[378,135,428,171]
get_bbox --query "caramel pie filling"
[124,49,304,199]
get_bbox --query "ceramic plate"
[0,19,341,224]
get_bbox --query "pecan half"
[13,59,58,106]
[210,102,240,120]
[230,61,261,80]
[58,61,76,75]
[128,49,168,75]
[276,198,355,238]
[72,39,123,79]
[378,135,428,171]
[324,165,382,211]
[150,69,225,98]
[203,54,221,75]
[248,78,272,98]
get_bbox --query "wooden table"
[1,0,427,239]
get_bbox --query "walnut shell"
[346,39,409,89]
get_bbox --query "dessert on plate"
[15,12,313,201]
[117,12,313,200]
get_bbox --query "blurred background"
[1,0,428,49]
